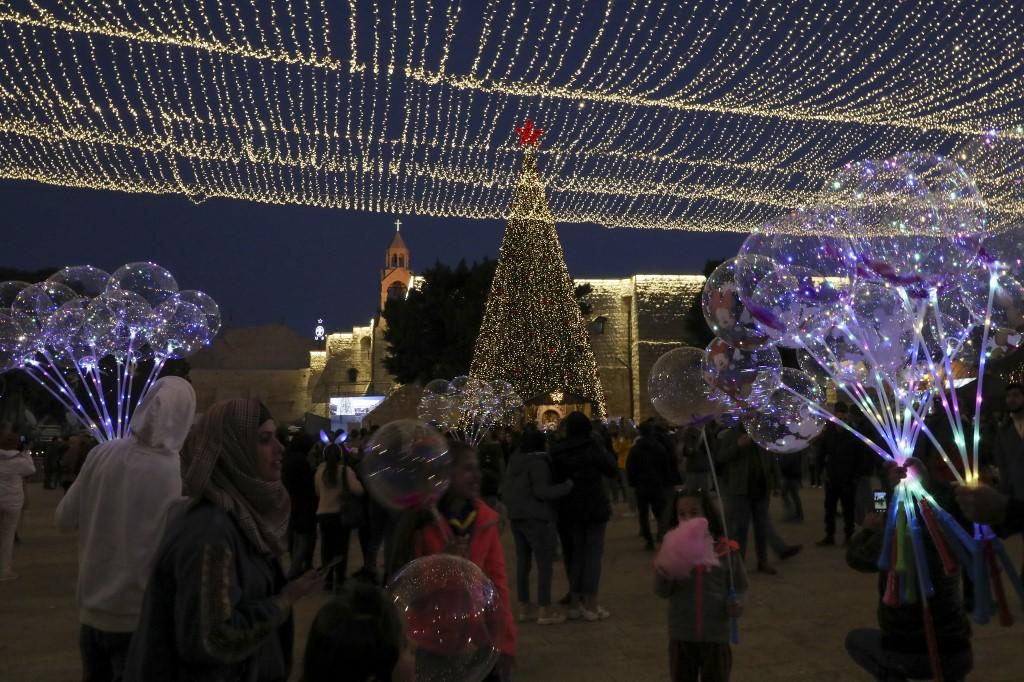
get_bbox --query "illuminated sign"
[314,318,325,341]
[330,396,386,419]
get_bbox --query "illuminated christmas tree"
[470,120,606,417]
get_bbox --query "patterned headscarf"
[182,399,290,556]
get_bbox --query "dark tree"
[683,258,725,348]
[0,266,58,282]
[574,282,594,317]
[382,259,497,384]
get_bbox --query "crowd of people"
[2,378,1024,681]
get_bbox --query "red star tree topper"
[514,119,543,147]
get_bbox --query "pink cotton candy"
[655,518,720,579]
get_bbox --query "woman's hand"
[276,569,321,611]
[955,484,1009,525]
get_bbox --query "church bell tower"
[380,219,412,313]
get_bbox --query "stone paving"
[3,483,1023,681]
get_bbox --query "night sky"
[0,178,744,337]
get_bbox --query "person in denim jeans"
[502,428,573,624]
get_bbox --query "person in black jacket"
[550,411,618,622]
[817,403,863,547]
[282,432,318,579]
[845,461,973,681]
[626,420,676,551]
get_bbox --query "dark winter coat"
[626,436,676,493]
[822,424,866,489]
[714,429,777,498]
[846,485,971,656]
[124,500,293,682]
[502,450,572,522]
[281,450,317,534]
[550,436,618,524]
[778,450,804,480]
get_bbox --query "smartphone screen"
[873,490,888,513]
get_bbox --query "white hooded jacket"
[0,448,34,507]
[55,376,196,632]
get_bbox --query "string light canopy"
[1,0,1023,232]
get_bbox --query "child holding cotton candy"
[654,488,747,682]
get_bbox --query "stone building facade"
[189,229,706,426]
[573,275,706,422]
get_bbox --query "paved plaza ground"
[3,483,1023,681]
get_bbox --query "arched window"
[391,254,398,268]
[398,255,405,268]
[590,315,608,334]
[387,282,407,301]
[347,368,358,383]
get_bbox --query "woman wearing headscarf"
[124,399,320,682]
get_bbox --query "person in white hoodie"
[56,376,196,682]
[0,431,35,581]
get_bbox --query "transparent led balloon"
[702,337,781,408]
[107,261,179,308]
[648,346,727,427]
[149,299,210,359]
[43,298,89,355]
[360,420,451,510]
[741,209,857,346]
[418,379,454,428]
[919,284,977,362]
[176,289,222,337]
[846,282,916,376]
[12,281,79,341]
[741,368,827,453]
[0,313,27,372]
[953,129,1024,234]
[47,265,111,298]
[387,555,507,682]
[827,156,971,292]
[0,281,30,309]
[701,258,773,350]
[82,292,153,362]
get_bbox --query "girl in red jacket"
[388,441,516,680]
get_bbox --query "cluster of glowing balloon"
[417,376,522,444]
[360,419,451,511]
[386,555,507,682]
[0,262,219,441]
[665,146,1024,649]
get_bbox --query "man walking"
[56,377,196,682]
[626,421,675,551]
[818,403,861,547]
[716,425,800,574]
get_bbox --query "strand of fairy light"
[1,1,1023,231]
